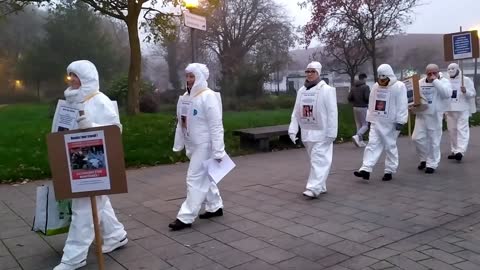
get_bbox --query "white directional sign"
[184,11,206,31]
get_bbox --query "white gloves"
[289,133,298,144]
[77,115,93,129]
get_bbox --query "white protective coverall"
[445,63,477,156]
[288,62,338,196]
[173,63,225,224]
[359,64,408,174]
[412,74,452,169]
[56,60,127,269]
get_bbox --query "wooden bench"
[233,124,297,152]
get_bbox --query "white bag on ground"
[33,182,72,236]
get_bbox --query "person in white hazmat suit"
[170,63,225,231]
[353,64,408,181]
[54,60,127,270]
[445,63,477,161]
[412,64,452,174]
[288,61,338,199]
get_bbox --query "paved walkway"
[1,128,480,270]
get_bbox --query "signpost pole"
[46,125,128,270]
[460,26,465,87]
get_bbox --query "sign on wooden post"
[47,125,128,270]
[47,125,128,199]
[403,74,421,136]
[444,30,479,61]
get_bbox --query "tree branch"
[81,0,126,20]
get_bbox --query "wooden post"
[90,196,105,270]
[408,113,412,137]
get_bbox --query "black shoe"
[354,170,370,180]
[418,161,426,170]
[448,153,456,160]
[425,167,435,174]
[168,219,192,231]
[455,153,463,161]
[199,208,223,219]
[382,173,393,181]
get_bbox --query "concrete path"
[1,128,480,270]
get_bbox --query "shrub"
[156,89,184,105]
[104,75,155,108]
[139,92,159,113]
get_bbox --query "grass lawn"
[0,103,357,182]
[4,103,478,182]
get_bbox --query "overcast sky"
[277,0,480,41]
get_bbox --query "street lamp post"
[191,27,196,62]
[184,0,200,63]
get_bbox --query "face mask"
[448,68,459,78]
[64,89,84,104]
[378,78,390,87]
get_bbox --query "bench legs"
[240,137,270,152]
[279,134,291,144]
[257,138,270,152]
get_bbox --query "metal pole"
[460,26,465,87]
[191,28,196,63]
[475,57,478,89]
[475,57,479,111]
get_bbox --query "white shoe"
[359,141,367,147]
[352,135,361,147]
[53,261,86,270]
[102,237,128,254]
[302,190,317,198]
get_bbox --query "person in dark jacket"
[348,73,370,147]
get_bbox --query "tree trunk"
[276,69,280,95]
[36,80,40,99]
[126,12,141,115]
[349,73,355,87]
[220,57,239,97]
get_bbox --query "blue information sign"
[452,33,473,60]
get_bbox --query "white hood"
[185,63,209,96]
[306,61,322,75]
[64,60,100,103]
[377,64,397,86]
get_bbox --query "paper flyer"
[51,100,79,132]
[373,89,391,118]
[64,130,111,193]
[203,154,236,184]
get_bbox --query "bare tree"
[0,0,44,16]
[202,0,294,95]
[4,0,186,114]
[321,27,370,86]
[76,0,186,114]
[302,0,420,78]
[0,5,44,95]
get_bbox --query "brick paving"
[1,128,480,270]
